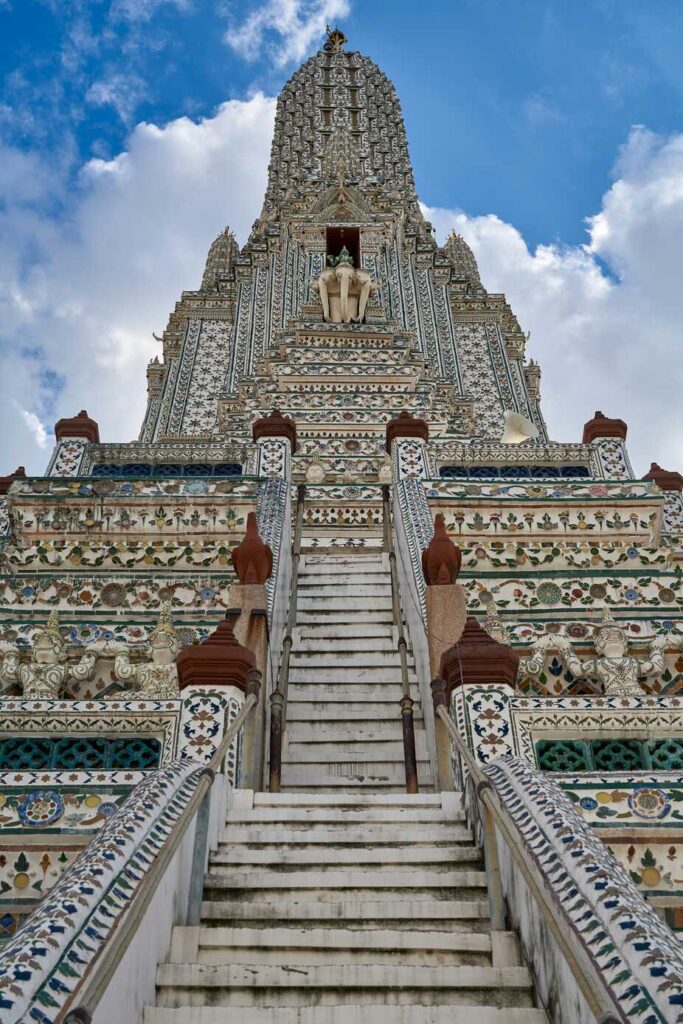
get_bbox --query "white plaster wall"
[496,831,597,1024]
[92,774,230,1024]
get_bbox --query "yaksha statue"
[312,246,378,324]
[0,612,97,699]
[520,607,668,697]
[110,603,181,699]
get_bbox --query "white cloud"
[424,126,683,475]
[86,73,148,124]
[19,410,48,450]
[225,0,350,67]
[110,0,193,22]
[0,94,275,473]
[1,104,681,482]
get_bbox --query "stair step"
[297,611,393,624]
[288,669,414,683]
[219,825,470,844]
[192,926,490,966]
[286,703,423,720]
[286,684,419,701]
[282,749,428,765]
[251,792,446,807]
[300,561,386,576]
[200,898,490,927]
[297,598,393,611]
[146,1006,547,1023]
[282,785,437,794]
[212,846,479,866]
[297,585,392,599]
[298,573,389,586]
[290,652,403,667]
[204,868,487,889]
[294,624,394,639]
[224,808,460,824]
[269,776,436,793]
[154,964,535,1007]
[294,638,397,655]
[287,723,407,742]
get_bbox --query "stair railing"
[432,694,683,1024]
[269,482,305,793]
[382,483,419,794]
[0,686,259,1024]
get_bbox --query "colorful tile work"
[0,757,203,1022]
[485,757,683,1022]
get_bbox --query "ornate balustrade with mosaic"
[382,410,683,932]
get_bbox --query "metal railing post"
[241,668,263,790]
[382,484,419,794]
[268,688,284,793]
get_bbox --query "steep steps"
[146,792,546,1022]
[281,551,431,793]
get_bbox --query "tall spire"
[261,39,419,217]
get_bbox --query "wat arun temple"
[0,27,681,1024]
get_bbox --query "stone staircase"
[283,549,433,793]
[146,791,546,1022]
[144,548,546,1022]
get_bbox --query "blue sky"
[3,0,683,246]
[1,0,682,473]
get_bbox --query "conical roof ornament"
[323,25,347,52]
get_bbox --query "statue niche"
[313,245,378,324]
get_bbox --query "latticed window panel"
[646,738,683,771]
[91,462,242,478]
[439,464,591,480]
[0,736,162,770]
[536,740,590,773]
[536,737,683,773]
[0,737,54,770]
[592,739,643,772]
[53,736,108,770]
[110,737,161,769]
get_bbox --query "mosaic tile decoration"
[485,756,683,1022]
[0,755,205,1022]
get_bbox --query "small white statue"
[305,450,326,484]
[312,247,378,324]
[482,597,511,646]
[0,612,97,699]
[110,602,180,700]
[520,607,668,697]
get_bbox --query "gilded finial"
[324,25,347,52]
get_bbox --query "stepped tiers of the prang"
[0,26,681,1024]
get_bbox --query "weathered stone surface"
[643,461,683,492]
[252,409,298,452]
[231,512,273,584]
[385,410,429,452]
[176,620,255,692]
[54,409,100,442]
[581,409,627,443]
[440,617,520,696]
